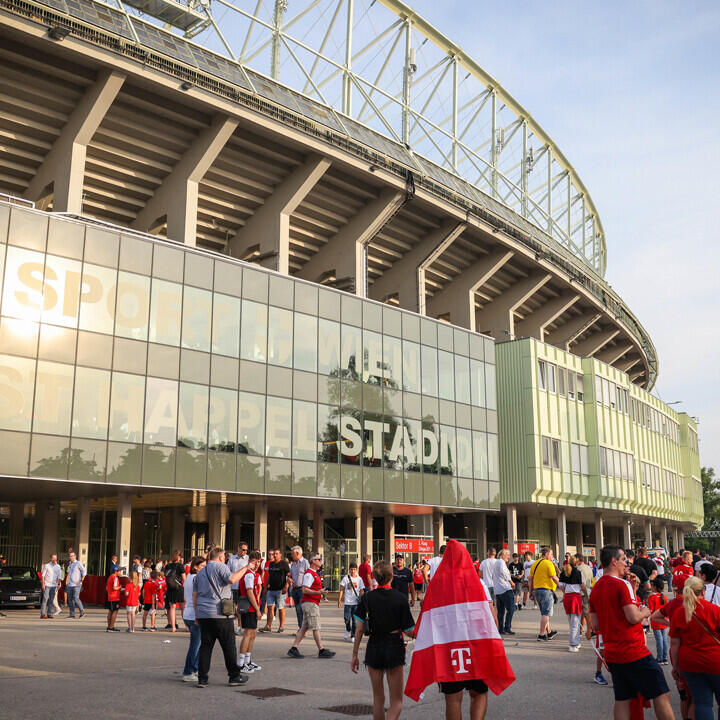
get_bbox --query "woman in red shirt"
[672,551,695,594]
[669,576,720,720]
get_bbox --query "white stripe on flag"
[414,601,501,652]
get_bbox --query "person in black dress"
[351,561,415,720]
[164,549,186,632]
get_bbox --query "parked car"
[0,566,42,608]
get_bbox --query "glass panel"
[292,399,317,461]
[421,345,438,397]
[472,431,488,480]
[149,278,182,346]
[402,340,420,393]
[240,300,267,362]
[114,271,150,340]
[79,263,116,335]
[340,412,362,465]
[42,255,82,328]
[293,313,317,372]
[211,293,240,357]
[144,377,178,447]
[404,418,422,472]
[455,355,470,405]
[438,351,455,401]
[488,433,498,480]
[470,360,485,408]
[363,329,383,385]
[340,324,362,380]
[108,372,145,442]
[33,360,74,435]
[265,396,291,457]
[422,421,440,474]
[456,427,472,477]
[317,318,340,375]
[317,404,339,462]
[542,437,550,467]
[267,306,293,368]
[571,443,581,474]
[181,286,211,351]
[72,366,110,439]
[383,335,402,389]
[0,354,36,431]
[485,364,496,410]
[208,386,237,452]
[440,425,456,475]
[178,382,209,449]
[2,246,45,322]
[237,392,265,455]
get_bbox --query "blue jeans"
[41,586,56,616]
[682,672,720,720]
[183,619,201,676]
[66,586,84,617]
[653,628,669,662]
[495,589,515,632]
[534,588,553,617]
[290,588,304,627]
[343,604,357,635]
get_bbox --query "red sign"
[517,542,537,555]
[394,538,434,554]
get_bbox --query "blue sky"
[404,0,720,474]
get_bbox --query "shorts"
[240,612,258,630]
[266,590,286,609]
[142,603,153,611]
[364,635,406,670]
[607,654,669,702]
[232,589,240,604]
[414,583,423,592]
[439,679,489,695]
[126,605,137,612]
[300,602,321,631]
[534,588,554,617]
[107,601,120,612]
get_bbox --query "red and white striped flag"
[404,539,515,701]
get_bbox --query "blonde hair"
[683,576,704,622]
[682,550,694,564]
[563,556,577,576]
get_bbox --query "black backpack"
[165,564,183,591]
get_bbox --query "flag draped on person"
[404,539,515,701]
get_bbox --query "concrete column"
[432,509,444,554]
[557,510,567,561]
[506,505,518,554]
[672,526,680,553]
[514,292,580,341]
[644,520,653,549]
[573,521,584,555]
[74,498,91,565]
[230,513,243,550]
[116,493,132,572]
[312,506,324,556]
[594,514,604,552]
[661,526,669,552]
[171,507,185,556]
[39,502,60,562]
[359,506,373,560]
[384,514,396,561]
[544,312,601,351]
[623,519,632,549]
[571,329,620,357]
[207,497,228,550]
[9,502,25,547]
[254,501,268,556]
[678,529,685,550]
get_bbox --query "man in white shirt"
[65,551,87,618]
[425,545,446,582]
[40,554,62,619]
[493,549,516,634]
[228,542,249,634]
[479,548,498,602]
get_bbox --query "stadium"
[0,0,701,581]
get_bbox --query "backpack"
[165,564,183,591]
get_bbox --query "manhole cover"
[320,704,376,716]
[242,688,304,698]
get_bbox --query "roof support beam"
[228,153,330,273]
[571,328,620,357]
[425,247,513,331]
[616,355,642,373]
[368,220,466,313]
[475,271,552,339]
[544,311,601,350]
[596,342,634,366]
[24,69,125,212]
[296,189,404,295]
[513,292,580,341]
[131,114,238,246]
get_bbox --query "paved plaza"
[0,601,683,720]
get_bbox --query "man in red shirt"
[359,555,373,591]
[589,545,674,720]
[106,567,122,633]
[671,552,694,594]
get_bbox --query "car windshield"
[0,567,35,580]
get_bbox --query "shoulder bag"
[692,612,720,647]
[204,566,236,617]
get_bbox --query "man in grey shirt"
[193,546,258,688]
[65,551,86,618]
[289,546,309,628]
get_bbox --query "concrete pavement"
[0,601,682,719]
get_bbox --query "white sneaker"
[235,627,243,635]
[238,663,255,674]
[568,645,580,652]
[343,630,351,640]
[182,673,198,682]
[246,661,261,672]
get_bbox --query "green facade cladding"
[497,338,703,528]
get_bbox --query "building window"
[576,374,584,401]
[551,439,561,470]
[595,375,603,404]
[558,368,566,397]
[538,359,547,390]
[541,436,551,467]
[567,372,575,400]
[600,447,607,476]
[547,364,556,393]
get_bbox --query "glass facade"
[0,205,499,509]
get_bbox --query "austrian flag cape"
[404,539,515,701]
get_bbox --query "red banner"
[517,542,537,555]
[394,538,434,554]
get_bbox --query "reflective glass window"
[362,415,384,466]
[455,355,470,405]
[208,387,237,452]
[2,246,45,322]
[456,427,473,477]
[438,351,455,401]
[114,271,150,341]
[0,354,36,431]
[422,421,439,474]
[383,417,403,469]
[340,324,362,380]
[33,360,74,435]
[178,382,209,449]
[237,392,265,455]
[144,377,178,446]
[402,340,420,393]
[211,293,240,357]
[78,263,116,335]
[383,335,402,390]
[403,418,422,473]
[363,330,383,385]
[472,431,488,480]
[293,313,317,372]
[340,412,362,465]
[488,433,499,481]
[267,306,293,368]
[470,360,485,408]
[292,400,316,461]
[317,319,340,375]
[149,279,182,346]
[42,255,82,328]
[265,396,291,457]
[421,345,438,397]
[181,286,211,351]
[440,425,456,475]
[240,300,267,362]
[317,404,339,463]
[108,372,145,442]
[72,366,110,439]
[485,364,497,410]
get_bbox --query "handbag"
[203,566,235,617]
[236,596,251,614]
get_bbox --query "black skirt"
[165,588,183,604]
[364,634,406,670]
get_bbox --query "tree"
[701,466,720,531]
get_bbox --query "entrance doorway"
[185,522,209,560]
